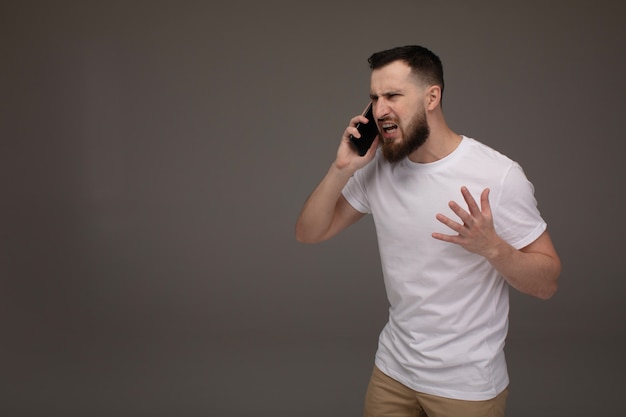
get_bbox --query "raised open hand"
[432,187,502,258]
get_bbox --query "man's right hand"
[335,114,380,172]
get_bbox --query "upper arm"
[323,194,367,241]
[521,230,558,257]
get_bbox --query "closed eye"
[369,92,402,103]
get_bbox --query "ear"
[425,85,442,110]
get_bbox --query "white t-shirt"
[342,136,546,401]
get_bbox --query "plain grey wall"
[2,1,625,416]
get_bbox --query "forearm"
[295,163,355,243]
[486,237,561,300]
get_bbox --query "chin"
[383,134,401,145]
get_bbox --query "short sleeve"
[492,162,547,249]
[342,164,374,214]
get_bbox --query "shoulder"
[460,137,519,175]
[463,137,514,163]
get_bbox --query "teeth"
[382,123,397,132]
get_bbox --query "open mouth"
[381,122,398,137]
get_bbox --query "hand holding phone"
[349,103,378,156]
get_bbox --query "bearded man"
[295,45,561,417]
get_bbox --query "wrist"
[330,161,357,180]
[484,238,512,262]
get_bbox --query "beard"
[381,107,430,163]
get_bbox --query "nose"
[373,99,390,121]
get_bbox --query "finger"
[346,116,369,139]
[436,213,464,234]
[461,186,481,217]
[351,115,369,127]
[480,188,491,216]
[447,200,473,227]
[345,126,360,139]
[431,231,461,243]
[345,120,365,138]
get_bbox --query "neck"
[409,124,461,164]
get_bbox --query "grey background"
[2,1,625,416]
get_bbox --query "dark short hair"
[368,45,444,95]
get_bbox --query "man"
[295,45,561,417]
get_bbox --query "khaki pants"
[364,366,508,417]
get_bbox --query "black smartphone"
[349,103,378,156]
